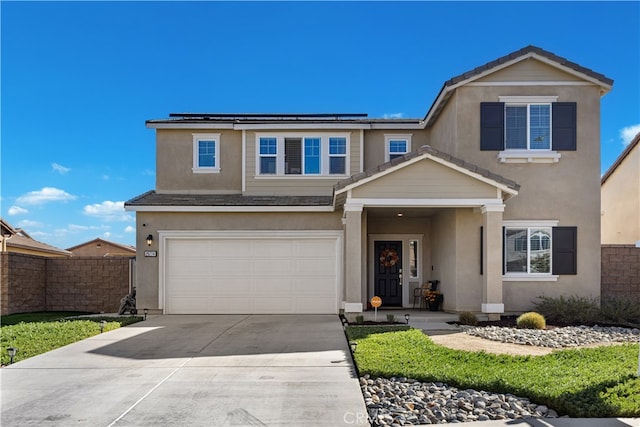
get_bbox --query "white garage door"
[163,232,341,314]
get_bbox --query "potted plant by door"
[425,290,443,311]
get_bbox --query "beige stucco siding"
[156,129,242,194]
[351,159,499,199]
[478,58,584,83]
[601,146,640,244]
[135,211,343,311]
[244,130,361,196]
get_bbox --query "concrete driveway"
[1,315,369,426]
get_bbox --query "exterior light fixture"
[7,347,17,364]
[144,308,148,320]
[397,213,403,217]
[349,341,358,353]
[146,234,153,246]
[100,320,106,333]
[405,313,410,324]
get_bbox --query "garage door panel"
[295,258,335,275]
[253,258,294,275]
[164,235,339,314]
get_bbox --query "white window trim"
[255,132,350,178]
[385,134,412,162]
[503,221,556,279]
[498,96,559,162]
[192,133,221,173]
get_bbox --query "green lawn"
[1,312,143,365]
[347,327,640,418]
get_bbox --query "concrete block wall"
[601,245,640,301]
[0,253,47,315]
[0,253,132,315]
[47,257,131,313]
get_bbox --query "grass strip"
[1,316,142,365]
[347,327,640,418]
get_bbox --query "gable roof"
[601,132,640,185]
[334,144,520,199]
[423,45,614,127]
[0,218,72,257]
[66,238,136,254]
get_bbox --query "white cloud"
[124,225,135,233]
[17,219,43,229]
[383,112,404,119]
[620,124,640,146]
[8,206,28,215]
[51,163,71,174]
[103,231,112,239]
[16,187,76,206]
[83,201,133,222]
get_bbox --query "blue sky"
[2,1,639,249]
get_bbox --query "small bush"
[458,311,478,326]
[517,312,546,329]
[355,315,364,324]
[386,314,395,323]
[533,295,599,325]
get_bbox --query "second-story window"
[193,133,220,173]
[257,134,349,177]
[329,137,346,174]
[385,134,412,162]
[505,104,551,150]
[259,137,277,174]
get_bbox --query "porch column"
[481,204,504,320]
[343,203,364,313]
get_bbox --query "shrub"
[517,312,546,329]
[533,295,599,325]
[355,315,364,324]
[600,296,640,327]
[458,311,478,326]
[386,314,396,323]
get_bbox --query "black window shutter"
[480,226,484,275]
[552,102,576,151]
[480,102,505,151]
[552,227,577,275]
[502,226,505,275]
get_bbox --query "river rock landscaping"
[461,325,640,348]
[361,375,558,426]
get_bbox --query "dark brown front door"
[374,241,402,306]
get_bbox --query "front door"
[374,241,403,306]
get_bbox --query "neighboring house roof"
[66,238,136,256]
[334,144,520,198]
[423,45,614,127]
[601,132,640,185]
[125,191,333,209]
[0,218,72,257]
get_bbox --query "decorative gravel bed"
[461,325,640,348]
[362,376,559,426]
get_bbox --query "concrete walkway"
[1,315,368,426]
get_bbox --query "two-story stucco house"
[125,46,613,318]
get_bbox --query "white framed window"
[505,104,551,150]
[385,134,412,162]
[329,137,347,175]
[503,220,556,277]
[256,133,350,177]
[193,133,220,173]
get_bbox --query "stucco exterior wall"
[601,146,640,244]
[135,211,343,310]
[69,241,135,257]
[156,129,242,194]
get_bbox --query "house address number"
[144,250,157,257]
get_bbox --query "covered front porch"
[335,145,520,319]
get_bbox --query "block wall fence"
[1,253,133,315]
[601,245,640,301]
